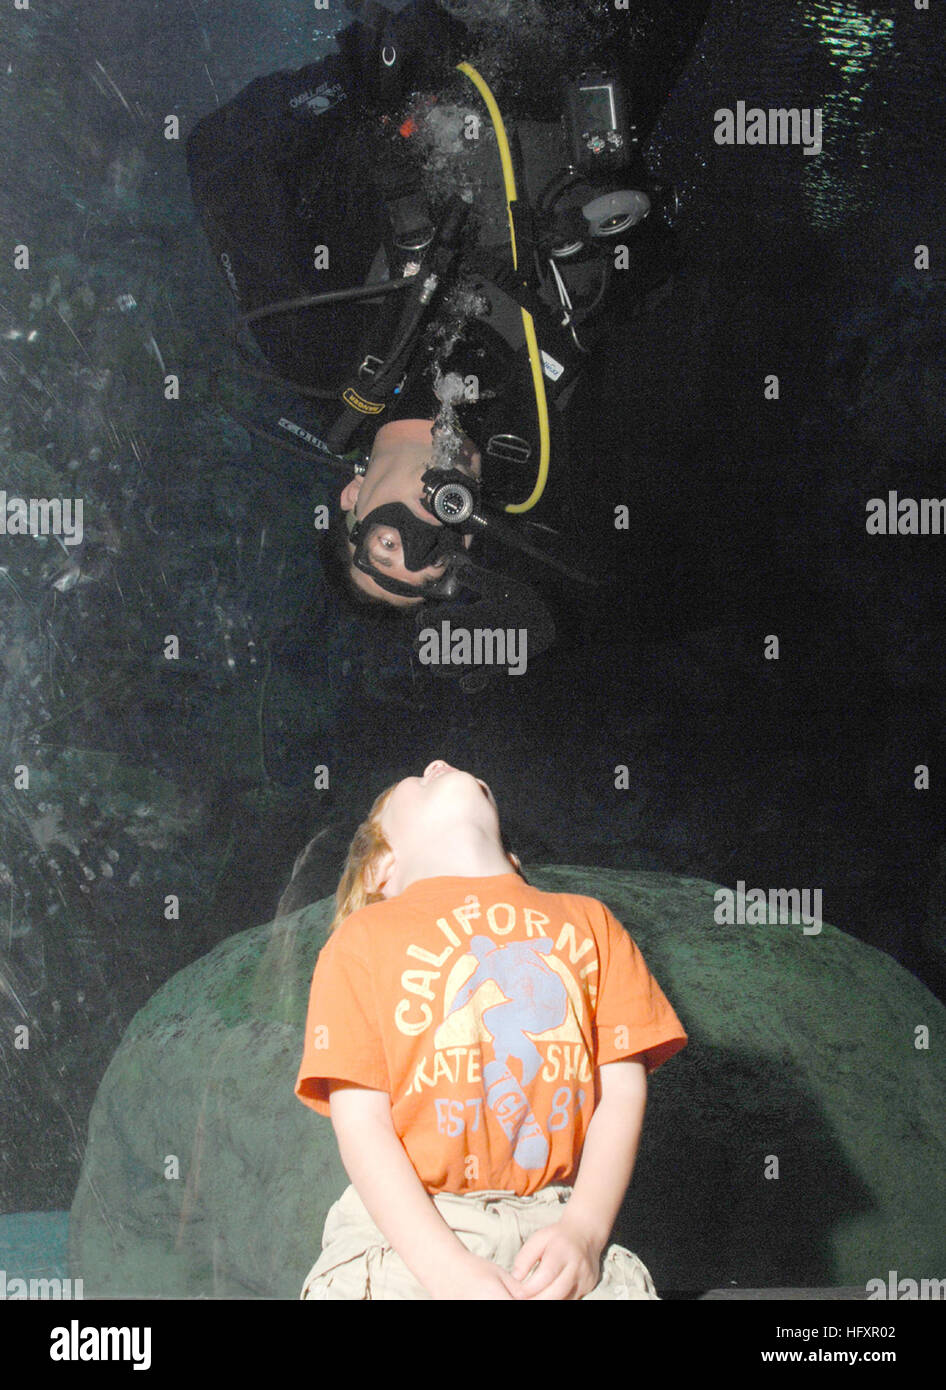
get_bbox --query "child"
[295,760,688,1300]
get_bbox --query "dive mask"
[345,467,481,598]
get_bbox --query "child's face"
[378,760,501,862]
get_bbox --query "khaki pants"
[301,1183,659,1301]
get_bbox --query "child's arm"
[328,1082,529,1300]
[512,1058,648,1300]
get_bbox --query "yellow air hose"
[455,61,550,513]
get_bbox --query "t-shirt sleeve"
[295,928,390,1116]
[592,903,688,1074]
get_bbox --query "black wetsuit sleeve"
[184,1,473,392]
[184,38,364,304]
[184,0,472,300]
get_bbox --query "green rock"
[69,867,946,1297]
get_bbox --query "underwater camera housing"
[532,69,667,260]
[563,69,636,180]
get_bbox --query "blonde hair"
[329,782,398,933]
[330,778,526,934]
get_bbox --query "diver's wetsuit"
[185,0,710,508]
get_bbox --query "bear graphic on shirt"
[431,935,589,1169]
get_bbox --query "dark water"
[0,0,944,1250]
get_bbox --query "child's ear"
[365,849,396,898]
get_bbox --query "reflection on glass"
[802,2,895,228]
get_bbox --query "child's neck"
[392,831,515,894]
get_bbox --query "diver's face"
[379,760,500,855]
[339,419,480,608]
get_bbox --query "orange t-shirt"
[295,873,687,1196]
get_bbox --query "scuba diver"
[185,0,710,670]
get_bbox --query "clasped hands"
[429,1214,603,1301]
